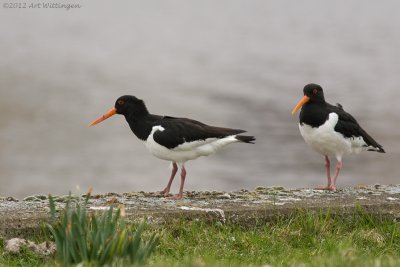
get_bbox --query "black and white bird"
[89,95,255,199]
[292,84,385,191]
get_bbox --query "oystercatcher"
[89,95,255,199]
[292,84,385,191]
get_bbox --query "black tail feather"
[236,135,255,144]
[367,146,385,153]
[359,128,385,153]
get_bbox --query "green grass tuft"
[46,193,159,266]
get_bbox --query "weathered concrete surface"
[1,185,400,239]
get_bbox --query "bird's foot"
[166,194,183,200]
[315,185,336,191]
[156,188,170,196]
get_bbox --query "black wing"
[327,103,385,153]
[153,116,246,149]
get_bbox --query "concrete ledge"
[1,185,400,239]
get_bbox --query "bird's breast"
[299,113,352,158]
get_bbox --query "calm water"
[1,1,399,198]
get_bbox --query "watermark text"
[3,2,82,10]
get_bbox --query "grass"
[1,210,400,266]
[0,238,45,267]
[46,193,158,266]
[148,210,400,267]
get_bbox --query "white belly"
[144,126,239,163]
[299,113,366,161]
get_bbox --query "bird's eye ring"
[118,100,125,105]
[313,89,318,94]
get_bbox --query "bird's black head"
[303,83,325,102]
[292,83,325,114]
[89,95,149,127]
[114,95,149,116]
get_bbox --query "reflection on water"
[0,1,399,197]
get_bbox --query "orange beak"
[88,107,117,127]
[291,95,310,114]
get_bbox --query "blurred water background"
[0,0,399,198]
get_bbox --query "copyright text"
[3,2,82,10]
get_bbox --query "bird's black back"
[153,116,247,149]
[300,101,385,153]
[326,103,385,153]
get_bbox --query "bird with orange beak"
[292,84,385,191]
[89,95,255,199]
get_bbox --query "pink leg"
[158,162,177,195]
[329,161,342,191]
[315,156,333,190]
[167,165,186,200]
[325,156,332,186]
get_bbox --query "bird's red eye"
[118,100,125,105]
[313,89,318,94]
